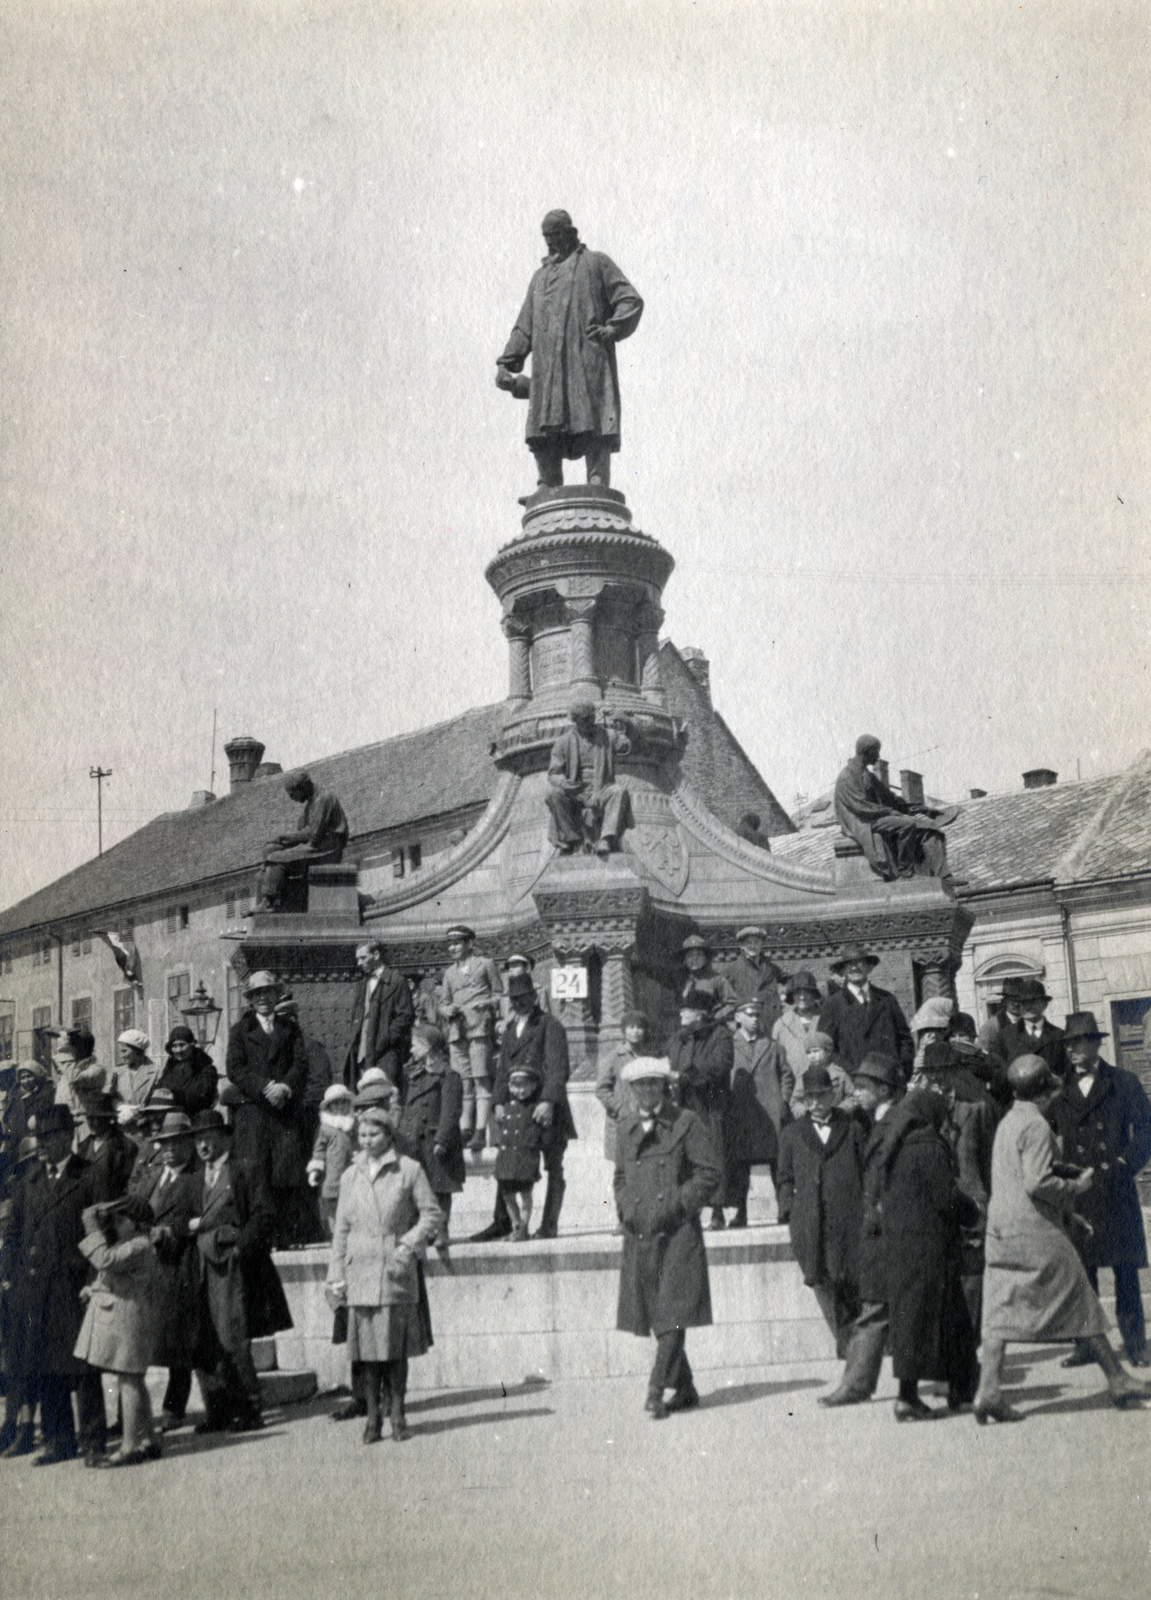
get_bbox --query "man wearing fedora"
[996,977,1067,1083]
[438,925,502,1152]
[144,1111,202,1429]
[1049,1012,1151,1367]
[818,944,914,1079]
[225,971,310,1248]
[344,940,414,1095]
[75,1092,135,1205]
[721,926,785,1039]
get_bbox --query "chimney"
[900,769,925,807]
[1023,768,1057,789]
[680,647,711,704]
[188,790,217,808]
[969,788,987,800]
[255,762,283,780]
[224,736,265,791]
[874,758,890,788]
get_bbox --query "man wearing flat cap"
[546,698,632,856]
[256,770,349,912]
[818,944,913,1079]
[834,735,958,890]
[497,210,643,490]
[721,926,785,1038]
[1049,1012,1151,1366]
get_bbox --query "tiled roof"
[772,753,1151,893]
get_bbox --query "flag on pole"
[98,930,142,987]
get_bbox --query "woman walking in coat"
[614,1057,721,1420]
[325,1086,443,1443]
[395,1025,464,1259]
[974,1055,1151,1422]
[74,1196,162,1465]
[879,1090,979,1420]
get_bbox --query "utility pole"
[89,765,112,856]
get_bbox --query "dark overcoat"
[722,953,785,1037]
[76,1127,136,1205]
[225,1011,310,1190]
[1000,1017,1067,1082]
[144,1159,203,1367]
[8,1155,95,1378]
[818,985,913,1075]
[881,1126,978,1384]
[395,1069,465,1194]
[776,1112,865,1287]
[343,968,415,1091]
[614,1104,720,1337]
[856,1114,891,1305]
[1049,1061,1151,1267]
[493,1009,578,1145]
[494,1099,544,1186]
[726,1033,782,1166]
[193,1156,291,1358]
[155,1046,218,1118]
[669,1022,734,1193]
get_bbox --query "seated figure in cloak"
[834,736,959,891]
[256,771,350,912]
[545,699,632,856]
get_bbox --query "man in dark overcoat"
[817,943,913,1078]
[1050,1011,1151,1366]
[777,1065,866,1357]
[820,1053,901,1407]
[344,940,415,1093]
[491,974,577,1239]
[225,971,310,1247]
[189,1111,291,1432]
[144,1112,204,1428]
[724,999,786,1228]
[669,987,735,1231]
[997,977,1067,1083]
[721,926,785,1038]
[75,1093,135,1204]
[614,1057,721,1419]
[6,1104,104,1464]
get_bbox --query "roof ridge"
[1054,749,1151,882]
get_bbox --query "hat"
[829,944,881,974]
[445,925,475,943]
[1063,1011,1108,1042]
[680,985,715,1013]
[736,926,768,943]
[354,1081,396,1110]
[619,1056,673,1084]
[13,1137,38,1167]
[117,1029,151,1053]
[542,208,575,233]
[244,971,279,995]
[357,1067,391,1090]
[190,1110,230,1136]
[801,1064,835,1095]
[507,972,536,1000]
[98,1194,155,1229]
[910,997,954,1034]
[1014,977,1051,1005]
[16,1058,49,1081]
[273,993,298,1016]
[805,1032,834,1054]
[79,1092,118,1122]
[152,1112,194,1141]
[999,976,1027,1001]
[165,1026,195,1049]
[321,1083,354,1107]
[734,999,760,1016]
[681,935,709,953]
[785,970,821,1000]
[411,1023,448,1055]
[621,1009,651,1032]
[508,1067,541,1084]
[853,1052,899,1090]
[35,1104,74,1137]
[503,952,535,971]
[921,1041,962,1076]
[142,1088,178,1113]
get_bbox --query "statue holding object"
[546,700,633,856]
[834,735,960,893]
[256,772,349,912]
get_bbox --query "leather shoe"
[33,1445,78,1465]
[973,1399,1024,1425]
[331,1398,368,1422]
[819,1386,869,1408]
[469,1221,512,1243]
[707,1212,726,1231]
[644,1393,669,1421]
[665,1385,699,1414]
[1060,1344,1094,1368]
[532,1225,558,1240]
[194,1416,228,1435]
[893,1398,935,1422]
[1124,1345,1151,1368]
[0,1425,35,1458]
[227,1413,264,1433]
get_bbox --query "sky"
[2,0,1148,910]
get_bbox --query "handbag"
[331,1304,348,1345]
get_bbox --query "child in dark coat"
[494,1068,543,1240]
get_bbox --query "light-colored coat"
[981,1100,1109,1342]
[74,1225,159,1374]
[328,1151,442,1309]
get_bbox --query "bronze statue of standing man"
[496,210,643,490]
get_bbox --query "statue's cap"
[541,209,575,233]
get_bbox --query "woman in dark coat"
[880,1089,979,1420]
[614,1057,721,1420]
[155,1027,218,1118]
[394,1025,464,1257]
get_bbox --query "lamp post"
[181,980,223,1048]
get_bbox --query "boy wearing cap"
[495,1068,545,1240]
[787,1032,854,1120]
[1049,1012,1151,1367]
[614,1057,720,1419]
[438,927,502,1152]
[777,1066,866,1359]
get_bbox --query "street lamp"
[181,980,223,1047]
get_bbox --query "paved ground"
[3,1348,1149,1600]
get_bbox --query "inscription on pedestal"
[531,630,571,689]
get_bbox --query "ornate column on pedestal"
[501,614,533,704]
[566,598,600,702]
[637,602,665,705]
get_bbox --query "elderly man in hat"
[546,698,632,856]
[777,1064,867,1359]
[834,734,959,889]
[256,770,349,912]
[189,1109,291,1433]
[344,939,414,1096]
[818,943,913,1079]
[224,971,310,1248]
[721,926,785,1038]
[125,1087,179,1201]
[1049,1012,1151,1368]
[614,1056,720,1419]
[438,926,502,1153]
[974,1054,1151,1421]
[496,209,643,490]
[668,986,733,1230]
[144,1111,202,1430]
[820,1052,902,1407]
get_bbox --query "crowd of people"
[2,925,1150,1453]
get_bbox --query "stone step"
[258,1368,318,1406]
[250,1336,278,1372]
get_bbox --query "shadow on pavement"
[408,1405,554,1437]
[701,1378,824,1410]
[408,1378,552,1414]
[1019,1387,1136,1418]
